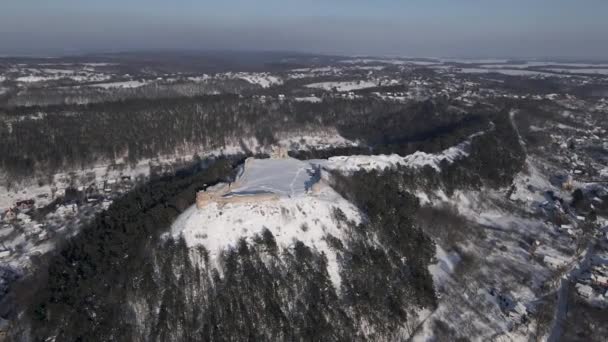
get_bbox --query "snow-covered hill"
[170,158,362,287]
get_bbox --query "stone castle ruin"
[195,182,281,209]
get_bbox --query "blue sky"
[1,0,607,59]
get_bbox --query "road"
[546,241,595,342]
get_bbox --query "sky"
[1,0,607,59]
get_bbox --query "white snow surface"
[428,245,461,287]
[317,129,485,173]
[16,75,61,83]
[170,162,362,287]
[187,75,211,82]
[220,72,282,88]
[229,158,318,197]
[294,96,322,103]
[15,69,110,83]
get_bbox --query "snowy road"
[546,242,595,342]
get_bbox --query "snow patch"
[428,245,461,286]
[317,129,485,173]
[90,80,150,89]
[294,96,322,103]
[305,80,378,92]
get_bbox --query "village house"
[591,273,608,288]
[592,265,608,276]
[576,283,593,299]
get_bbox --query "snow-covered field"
[229,158,318,197]
[218,72,283,88]
[237,73,282,88]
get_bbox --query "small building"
[576,283,593,298]
[592,265,608,276]
[592,274,608,288]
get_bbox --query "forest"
[0,94,494,185]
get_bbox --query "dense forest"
[0,95,492,184]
